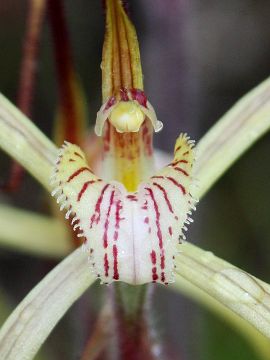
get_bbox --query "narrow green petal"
[174,242,270,340]
[195,76,270,198]
[0,93,57,190]
[0,204,71,257]
[0,248,95,360]
[172,275,270,360]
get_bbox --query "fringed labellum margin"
[51,134,196,285]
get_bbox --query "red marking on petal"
[168,226,172,236]
[150,250,156,265]
[90,184,110,227]
[104,96,116,111]
[130,88,148,108]
[103,190,115,248]
[152,269,158,281]
[69,159,75,162]
[113,245,119,280]
[153,182,174,214]
[173,159,188,165]
[113,231,118,241]
[175,145,181,153]
[183,151,189,156]
[161,253,165,269]
[77,179,101,201]
[115,200,122,229]
[151,176,164,180]
[104,253,109,277]
[144,217,149,224]
[119,88,129,101]
[167,176,186,195]
[113,199,123,242]
[161,272,165,282]
[127,194,138,201]
[67,167,92,183]
[146,187,164,250]
[173,167,189,176]
[146,188,167,280]
[74,151,83,159]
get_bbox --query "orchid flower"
[0,1,270,359]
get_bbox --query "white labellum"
[51,134,196,285]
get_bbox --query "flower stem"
[111,284,159,360]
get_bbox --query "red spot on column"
[119,88,129,101]
[104,96,116,111]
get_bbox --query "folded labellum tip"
[51,133,197,285]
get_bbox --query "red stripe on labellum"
[104,253,109,277]
[127,194,138,201]
[168,226,172,236]
[144,217,149,224]
[69,159,75,162]
[183,151,189,156]
[174,145,181,153]
[115,200,122,229]
[173,167,189,176]
[113,245,119,280]
[67,167,92,182]
[113,200,122,241]
[146,187,163,249]
[161,272,165,282]
[150,250,157,264]
[161,253,165,269]
[90,184,110,227]
[147,187,165,280]
[151,175,164,180]
[166,176,186,195]
[77,179,102,201]
[152,268,158,281]
[141,200,148,210]
[74,151,83,159]
[173,159,188,166]
[153,182,174,214]
[103,190,115,248]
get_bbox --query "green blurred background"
[0,1,270,359]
